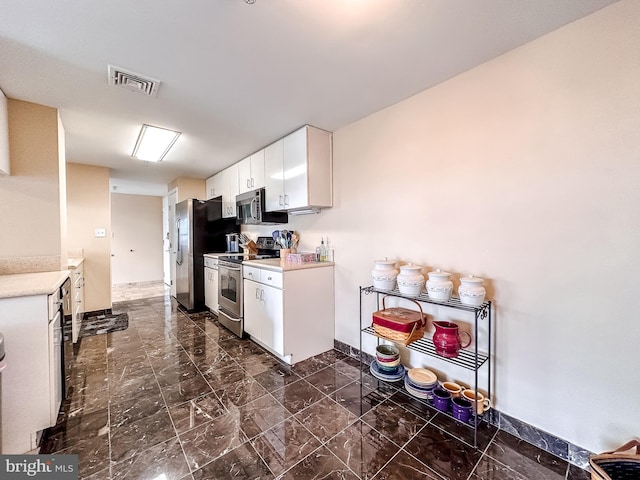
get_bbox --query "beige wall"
[0,99,65,273]
[66,163,112,311]
[246,1,639,453]
[168,176,205,202]
[111,193,163,285]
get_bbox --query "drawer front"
[260,269,283,288]
[204,257,216,268]
[243,266,261,281]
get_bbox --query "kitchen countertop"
[0,270,70,299]
[67,257,84,269]
[203,252,239,259]
[244,258,335,272]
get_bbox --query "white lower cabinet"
[204,266,218,314]
[71,262,84,343]
[0,294,57,453]
[243,264,334,365]
[244,279,284,356]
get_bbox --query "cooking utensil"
[238,233,250,245]
[272,230,280,243]
[291,233,299,249]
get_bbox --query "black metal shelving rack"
[359,285,492,448]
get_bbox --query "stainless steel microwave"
[236,188,288,225]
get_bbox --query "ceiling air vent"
[108,65,160,97]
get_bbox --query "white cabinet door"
[250,150,265,190]
[239,151,266,194]
[212,172,224,200]
[238,156,252,194]
[261,283,284,356]
[243,279,262,338]
[72,264,84,344]
[282,127,308,210]
[264,139,284,212]
[204,267,218,313]
[222,164,239,218]
[205,176,216,200]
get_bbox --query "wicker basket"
[590,440,640,480]
[372,296,426,346]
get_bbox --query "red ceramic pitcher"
[432,321,472,358]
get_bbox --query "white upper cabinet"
[264,125,332,213]
[205,174,223,200]
[264,139,284,212]
[206,165,238,217]
[222,164,239,218]
[238,150,265,194]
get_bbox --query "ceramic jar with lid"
[426,269,453,302]
[397,263,425,296]
[458,275,486,306]
[371,258,398,291]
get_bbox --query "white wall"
[111,193,163,285]
[245,0,639,454]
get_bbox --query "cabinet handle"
[247,179,250,189]
[260,289,265,301]
[284,194,289,206]
[279,195,284,207]
[256,287,260,299]
[251,178,254,187]
[267,276,272,281]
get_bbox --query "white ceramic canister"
[426,269,454,302]
[371,258,399,291]
[458,275,486,306]
[397,263,425,296]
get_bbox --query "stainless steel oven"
[218,258,244,337]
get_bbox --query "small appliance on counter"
[217,236,280,338]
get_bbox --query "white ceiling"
[0,0,617,196]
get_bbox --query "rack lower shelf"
[365,375,490,429]
[362,326,489,371]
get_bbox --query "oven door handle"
[220,265,241,272]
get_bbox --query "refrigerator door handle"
[176,218,183,266]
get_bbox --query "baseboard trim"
[333,339,593,470]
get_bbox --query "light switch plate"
[95,228,106,238]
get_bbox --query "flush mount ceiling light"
[244,0,256,4]
[131,124,181,162]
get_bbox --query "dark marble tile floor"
[42,293,591,480]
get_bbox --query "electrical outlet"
[95,228,106,238]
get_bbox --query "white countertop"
[67,257,84,269]
[0,270,70,299]
[203,252,239,259]
[243,258,335,272]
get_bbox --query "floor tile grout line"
[107,313,185,474]
[140,325,195,480]
[399,427,450,480]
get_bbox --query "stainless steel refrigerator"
[175,198,239,311]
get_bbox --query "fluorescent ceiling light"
[131,124,181,162]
